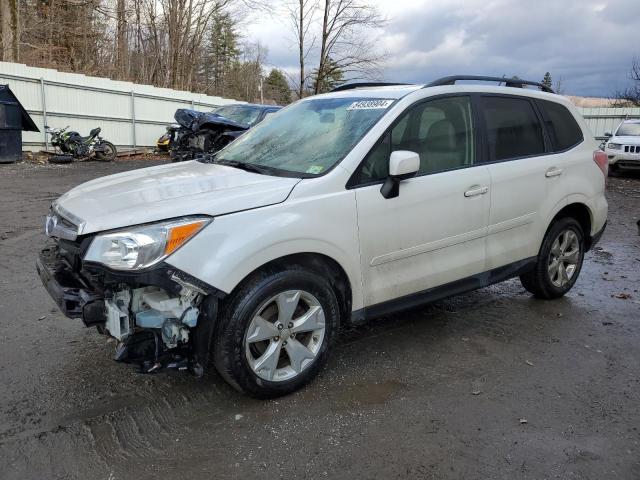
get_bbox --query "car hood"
[610,135,640,145]
[174,108,248,132]
[54,161,301,235]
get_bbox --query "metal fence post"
[131,91,137,148]
[40,78,48,150]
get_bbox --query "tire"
[95,141,117,161]
[520,217,585,299]
[608,163,619,177]
[213,267,340,398]
[48,155,74,164]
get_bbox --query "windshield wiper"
[214,159,274,175]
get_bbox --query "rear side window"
[479,96,545,161]
[536,99,583,151]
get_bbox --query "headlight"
[84,217,210,270]
[607,143,622,150]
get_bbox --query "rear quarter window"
[536,99,583,152]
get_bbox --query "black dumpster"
[0,85,39,163]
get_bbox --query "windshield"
[616,123,640,137]
[213,97,396,176]
[212,105,263,126]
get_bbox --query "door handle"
[464,186,489,197]
[545,167,563,178]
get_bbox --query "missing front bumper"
[36,246,102,322]
[36,245,223,377]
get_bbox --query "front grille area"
[624,145,640,153]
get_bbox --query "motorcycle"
[156,125,177,152]
[45,125,117,162]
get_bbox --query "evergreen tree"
[542,72,553,89]
[264,69,291,104]
[206,12,240,97]
[311,58,344,94]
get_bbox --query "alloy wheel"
[547,228,581,287]
[244,290,326,382]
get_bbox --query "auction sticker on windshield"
[347,99,395,110]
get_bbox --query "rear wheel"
[95,141,117,161]
[213,268,339,398]
[520,217,585,299]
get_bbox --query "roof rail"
[330,82,411,92]
[426,75,555,93]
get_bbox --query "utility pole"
[259,75,264,104]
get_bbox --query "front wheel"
[95,141,117,161]
[213,268,340,398]
[520,217,585,299]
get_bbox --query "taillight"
[593,150,608,183]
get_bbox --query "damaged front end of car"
[36,208,223,377]
[170,108,248,162]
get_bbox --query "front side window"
[352,96,475,184]
[536,99,583,151]
[479,96,545,161]
[212,97,395,177]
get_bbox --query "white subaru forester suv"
[38,76,608,397]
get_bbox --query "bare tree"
[115,0,127,76]
[285,0,316,99]
[1,0,20,61]
[616,58,640,107]
[314,0,385,94]
[14,0,272,100]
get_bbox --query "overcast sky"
[247,0,639,97]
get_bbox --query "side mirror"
[604,132,612,138]
[380,150,420,199]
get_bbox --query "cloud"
[248,0,639,96]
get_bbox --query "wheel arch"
[227,252,354,326]
[545,201,594,249]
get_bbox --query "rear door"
[534,98,585,209]
[477,95,553,269]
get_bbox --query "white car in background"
[604,119,640,173]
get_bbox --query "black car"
[158,103,281,161]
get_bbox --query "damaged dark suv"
[166,103,281,161]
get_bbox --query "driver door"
[350,95,491,308]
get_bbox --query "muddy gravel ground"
[0,160,639,480]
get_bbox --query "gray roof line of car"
[332,75,555,94]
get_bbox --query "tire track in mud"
[1,374,243,477]
[0,271,610,478]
